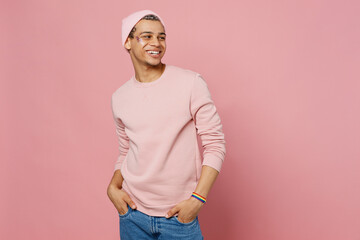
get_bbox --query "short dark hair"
[127,14,163,39]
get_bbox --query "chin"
[146,61,163,67]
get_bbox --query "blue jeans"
[118,205,204,240]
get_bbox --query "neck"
[132,62,166,83]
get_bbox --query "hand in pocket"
[107,186,137,214]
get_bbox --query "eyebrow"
[139,31,166,36]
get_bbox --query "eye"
[142,35,152,39]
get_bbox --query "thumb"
[165,205,179,218]
[124,195,137,209]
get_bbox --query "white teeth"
[147,51,160,54]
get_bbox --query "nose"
[149,37,160,47]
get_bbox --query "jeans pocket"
[118,205,131,218]
[174,215,197,225]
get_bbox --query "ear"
[124,38,131,51]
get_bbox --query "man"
[107,9,226,240]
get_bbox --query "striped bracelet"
[191,192,206,204]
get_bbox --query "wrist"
[191,192,207,204]
[189,196,205,207]
[107,183,122,191]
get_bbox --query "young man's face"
[125,19,166,67]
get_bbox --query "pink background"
[1,0,359,239]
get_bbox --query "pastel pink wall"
[1,0,359,239]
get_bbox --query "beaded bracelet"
[191,192,206,204]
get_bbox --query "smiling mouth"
[146,50,161,58]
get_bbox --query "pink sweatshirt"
[111,64,226,216]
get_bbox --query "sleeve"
[111,95,130,173]
[190,73,226,173]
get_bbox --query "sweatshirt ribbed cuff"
[202,155,223,173]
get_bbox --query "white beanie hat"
[121,10,165,47]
